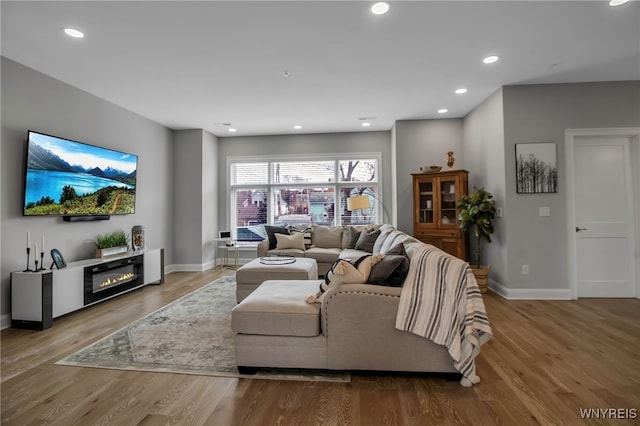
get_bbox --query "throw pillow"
[311,225,343,248]
[306,254,383,303]
[341,226,361,249]
[369,243,410,287]
[264,225,289,250]
[275,232,305,251]
[288,225,312,249]
[355,228,381,252]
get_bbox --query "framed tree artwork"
[515,142,558,193]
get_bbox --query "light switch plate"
[539,206,550,217]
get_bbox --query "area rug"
[56,276,349,382]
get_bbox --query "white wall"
[1,57,174,317]
[394,119,464,234]
[501,81,640,295]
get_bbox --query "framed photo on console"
[50,248,67,269]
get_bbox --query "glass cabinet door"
[418,180,434,225]
[439,178,457,227]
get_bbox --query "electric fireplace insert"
[83,255,144,305]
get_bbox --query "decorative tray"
[259,256,297,265]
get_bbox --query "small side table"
[216,241,259,270]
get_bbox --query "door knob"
[575,227,587,232]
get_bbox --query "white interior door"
[573,136,636,297]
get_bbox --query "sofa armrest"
[256,239,269,257]
[321,284,401,336]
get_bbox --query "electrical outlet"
[496,207,503,218]
[521,264,529,275]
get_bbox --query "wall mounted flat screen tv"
[23,131,138,217]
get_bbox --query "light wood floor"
[2,269,639,425]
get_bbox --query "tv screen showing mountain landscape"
[24,131,138,216]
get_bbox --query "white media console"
[11,248,164,330]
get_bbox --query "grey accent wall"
[1,57,174,317]
[173,130,205,266]
[202,131,218,265]
[394,119,464,234]
[217,131,392,230]
[462,89,507,286]
[501,81,640,291]
[173,129,219,268]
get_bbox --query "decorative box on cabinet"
[11,248,164,330]
[412,170,469,260]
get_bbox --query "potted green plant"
[94,230,129,258]
[457,186,496,293]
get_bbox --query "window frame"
[227,152,383,239]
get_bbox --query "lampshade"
[347,195,371,211]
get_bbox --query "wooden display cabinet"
[412,170,469,260]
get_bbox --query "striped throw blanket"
[395,245,493,387]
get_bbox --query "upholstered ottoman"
[231,279,327,370]
[235,257,318,302]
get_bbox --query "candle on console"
[41,235,45,253]
[34,243,38,254]
[27,232,31,249]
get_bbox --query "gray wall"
[172,129,219,269]
[202,130,219,265]
[173,130,205,267]
[0,57,174,318]
[217,131,392,231]
[501,81,640,292]
[462,89,507,286]
[394,119,464,234]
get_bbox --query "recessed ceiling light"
[64,28,84,39]
[455,88,468,95]
[228,128,237,133]
[437,109,448,114]
[609,0,630,6]
[483,55,499,64]
[293,125,302,130]
[371,1,390,15]
[362,122,371,127]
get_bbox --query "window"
[229,154,381,240]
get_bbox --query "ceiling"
[2,1,639,137]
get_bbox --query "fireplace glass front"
[84,255,144,305]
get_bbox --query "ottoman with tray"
[235,256,318,302]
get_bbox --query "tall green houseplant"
[457,187,496,267]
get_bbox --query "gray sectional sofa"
[233,225,463,376]
[257,223,415,276]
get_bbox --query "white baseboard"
[170,263,208,272]
[1,313,11,330]
[490,281,572,300]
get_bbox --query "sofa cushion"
[372,224,396,253]
[307,254,383,303]
[355,228,380,252]
[275,232,306,250]
[266,248,306,257]
[341,226,361,249]
[368,243,410,287]
[305,247,342,263]
[288,225,312,249]
[264,225,289,250]
[311,225,343,248]
[379,230,413,254]
[232,280,323,337]
[339,248,370,260]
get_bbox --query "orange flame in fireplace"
[100,272,135,288]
